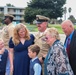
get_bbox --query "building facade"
[0,6,25,24]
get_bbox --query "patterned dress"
[44,40,74,75]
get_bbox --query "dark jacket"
[0,49,8,73]
[65,30,76,75]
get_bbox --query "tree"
[68,15,76,23]
[63,7,67,20]
[24,0,66,23]
[0,13,4,23]
[6,3,15,7]
[68,7,72,17]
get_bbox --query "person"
[1,14,15,49]
[0,14,15,75]
[61,20,76,75]
[34,15,50,75]
[43,27,74,75]
[28,44,42,75]
[9,23,35,75]
[0,38,8,75]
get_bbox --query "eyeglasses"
[42,37,48,41]
[45,37,48,40]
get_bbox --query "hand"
[10,65,13,75]
[39,57,44,63]
[41,53,47,58]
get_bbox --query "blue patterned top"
[44,40,74,75]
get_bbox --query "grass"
[26,24,38,32]
[48,24,76,34]
[1,23,76,34]
[48,24,64,34]
[26,23,76,34]
[25,24,64,34]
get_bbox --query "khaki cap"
[4,14,14,19]
[36,15,50,21]
[36,15,50,24]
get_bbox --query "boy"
[28,44,42,75]
[0,38,8,75]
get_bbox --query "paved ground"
[59,34,66,44]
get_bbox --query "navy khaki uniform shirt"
[34,29,50,58]
[1,23,15,49]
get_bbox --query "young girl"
[0,38,8,75]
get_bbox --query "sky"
[64,0,76,19]
[0,0,76,19]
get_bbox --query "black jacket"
[65,30,76,75]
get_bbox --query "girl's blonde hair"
[46,27,60,40]
[12,23,30,45]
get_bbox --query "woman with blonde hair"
[9,23,35,75]
[43,27,74,75]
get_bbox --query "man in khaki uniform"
[0,14,15,75]
[34,15,50,75]
[1,14,15,49]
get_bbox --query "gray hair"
[46,27,60,40]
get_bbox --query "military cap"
[36,15,50,24]
[4,14,14,19]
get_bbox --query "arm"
[8,37,14,74]
[39,54,46,63]
[34,63,42,75]
[8,48,14,74]
[30,34,35,44]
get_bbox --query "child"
[0,38,8,75]
[28,44,42,75]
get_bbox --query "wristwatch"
[42,56,45,61]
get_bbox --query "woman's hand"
[10,65,13,75]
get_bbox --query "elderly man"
[61,20,76,75]
[1,14,15,75]
[34,15,50,75]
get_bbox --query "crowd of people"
[0,14,76,75]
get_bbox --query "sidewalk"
[59,34,66,44]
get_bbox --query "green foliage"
[24,0,66,23]
[6,3,15,7]
[68,7,72,13]
[25,23,38,32]
[24,7,42,23]
[0,13,4,23]
[68,15,76,23]
[63,7,67,14]
[63,7,67,20]
[48,24,64,33]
